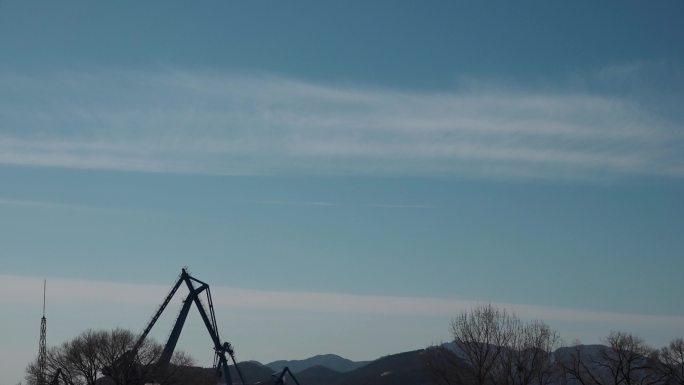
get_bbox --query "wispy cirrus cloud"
[251,200,338,207]
[0,196,103,211]
[0,69,682,179]
[2,274,683,339]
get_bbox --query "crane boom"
[132,273,185,355]
[157,291,194,368]
[103,268,244,385]
[273,367,303,385]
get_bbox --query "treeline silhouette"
[24,328,209,385]
[22,305,683,385]
[425,305,683,385]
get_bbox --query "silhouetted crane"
[272,367,303,385]
[103,268,245,385]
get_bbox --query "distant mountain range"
[221,350,431,385]
[266,354,371,374]
[205,343,637,385]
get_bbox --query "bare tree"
[496,320,561,385]
[26,342,90,385]
[656,338,684,385]
[426,305,563,385]
[68,330,102,385]
[561,343,596,385]
[25,328,193,385]
[97,328,167,385]
[561,332,663,385]
[528,322,562,385]
[95,328,195,385]
[449,304,518,385]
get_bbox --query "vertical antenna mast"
[38,280,47,385]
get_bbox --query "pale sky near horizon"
[1,1,684,384]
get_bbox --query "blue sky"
[1,1,684,384]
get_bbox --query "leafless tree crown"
[25,328,195,385]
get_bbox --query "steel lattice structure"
[38,280,47,385]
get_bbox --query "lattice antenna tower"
[38,280,47,385]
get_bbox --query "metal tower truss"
[38,280,47,385]
[107,268,245,385]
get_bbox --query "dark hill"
[335,349,431,385]
[267,354,370,373]
[227,361,277,384]
[295,365,344,385]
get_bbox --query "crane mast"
[273,367,303,385]
[105,268,245,385]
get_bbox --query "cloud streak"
[0,69,682,179]
[3,274,683,332]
